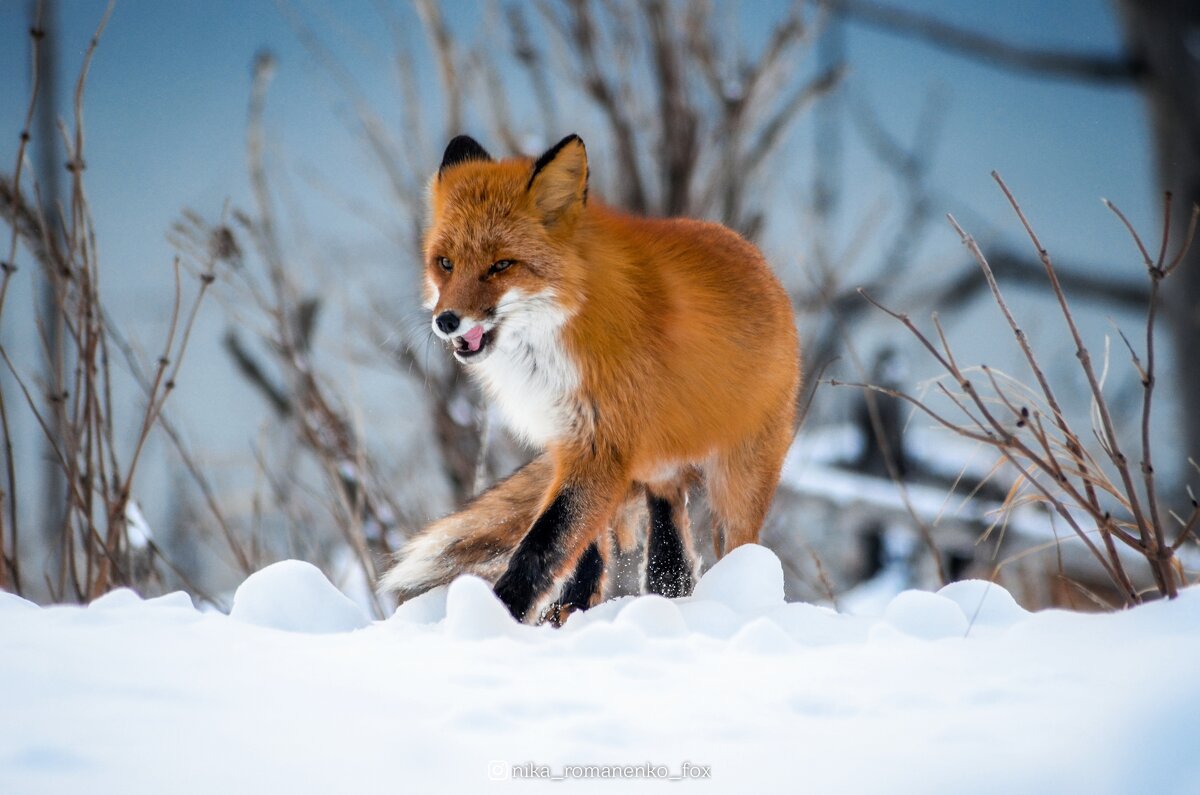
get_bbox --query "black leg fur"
[557,542,604,610]
[493,487,577,620]
[543,542,604,626]
[644,493,694,598]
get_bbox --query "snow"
[612,594,690,638]
[443,575,522,640]
[881,589,969,639]
[229,560,370,634]
[123,500,153,549]
[3,546,1200,793]
[690,542,785,611]
[0,591,38,611]
[938,578,1029,628]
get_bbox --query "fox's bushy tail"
[379,455,556,601]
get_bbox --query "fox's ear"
[527,134,588,224]
[439,135,492,177]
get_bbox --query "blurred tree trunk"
[32,0,65,590]
[1117,0,1200,467]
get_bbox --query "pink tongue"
[463,326,485,352]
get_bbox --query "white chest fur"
[472,290,580,448]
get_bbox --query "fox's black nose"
[435,311,460,334]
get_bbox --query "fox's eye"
[489,259,514,275]
[437,256,453,273]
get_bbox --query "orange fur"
[381,135,801,622]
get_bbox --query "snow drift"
[2,545,1199,793]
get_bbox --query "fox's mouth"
[452,327,497,363]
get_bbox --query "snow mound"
[559,594,631,628]
[677,599,742,638]
[729,616,796,654]
[388,584,449,625]
[563,620,646,655]
[938,579,1029,629]
[443,576,519,640]
[230,560,369,634]
[883,589,969,639]
[0,591,38,611]
[87,588,146,611]
[615,594,689,638]
[145,591,196,611]
[692,543,784,613]
[770,601,870,646]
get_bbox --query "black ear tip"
[440,135,493,175]
[446,134,485,151]
[529,134,588,186]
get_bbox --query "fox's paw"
[493,571,539,623]
[540,602,577,627]
[548,543,605,623]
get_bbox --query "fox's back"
[567,207,800,466]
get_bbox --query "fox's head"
[423,134,588,364]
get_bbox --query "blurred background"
[1,0,1196,615]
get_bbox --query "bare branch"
[414,0,464,139]
[933,248,1150,312]
[815,0,1144,85]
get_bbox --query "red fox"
[380,134,801,623]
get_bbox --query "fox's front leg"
[493,451,626,622]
